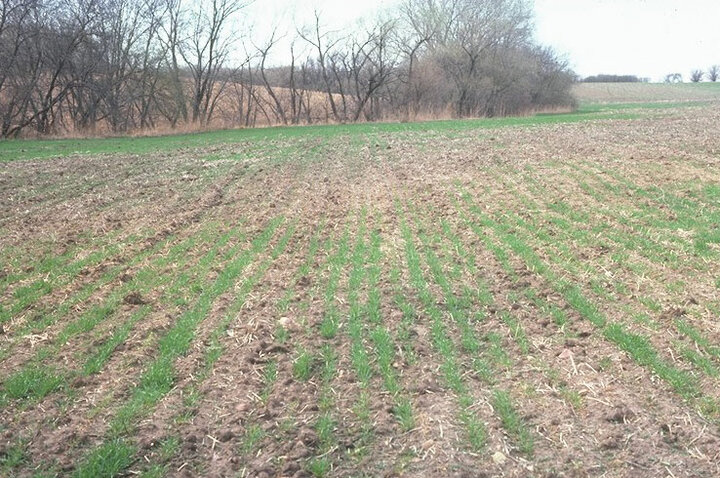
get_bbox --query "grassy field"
[1,85,720,477]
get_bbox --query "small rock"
[606,405,635,424]
[492,451,506,465]
[289,441,309,459]
[124,291,147,305]
[283,460,301,475]
[218,429,235,442]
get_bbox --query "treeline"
[0,0,576,138]
[583,74,649,83]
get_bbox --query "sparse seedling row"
[486,180,720,378]
[399,206,488,451]
[71,217,285,477]
[365,225,416,432]
[1,224,229,404]
[415,206,535,454]
[457,192,710,407]
[137,223,299,476]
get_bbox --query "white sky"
[243,0,720,82]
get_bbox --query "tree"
[0,0,94,137]
[0,0,577,136]
[707,65,719,82]
[664,73,682,83]
[398,0,568,118]
[583,74,642,83]
[299,11,345,122]
[254,29,288,125]
[347,19,399,121]
[179,0,248,124]
[690,69,704,83]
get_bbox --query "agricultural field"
[1,92,720,477]
[573,81,720,104]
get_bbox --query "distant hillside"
[573,82,720,104]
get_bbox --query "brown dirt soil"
[1,103,720,477]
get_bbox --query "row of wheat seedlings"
[69,217,286,477]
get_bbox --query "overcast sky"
[243,0,720,82]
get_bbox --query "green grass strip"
[1,108,642,162]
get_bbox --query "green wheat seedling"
[499,311,530,355]
[0,438,29,475]
[134,436,181,478]
[193,221,296,384]
[319,228,351,339]
[0,230,149,329]
[449,192,516,279]
[369,325,415,431]
[240,424,265,455]
[577,162,720,258]
[1,225,222,403]
[459,195,703,402]
[261,360,279,402]
[277,224,325,313]
[365,226,383,325]
[389,265,418,365]
[399,205,487,451]
[419,209,538,453]
[482,184,720,379]
[515,170,684,268]
[347,210,373,386]
[675,319,720,359]
[0,229,180,363]
[82,224,246,377]
[293,350,314,382]
[72,218,284,477]
[82,305,151,376]
[111,218,283,431]
[603,324,698,398]
[0,224,133,305]
[139,225,299,476]
[492,390,534,455]
[306,344,340,477]
[71,439,135,478]
[523,288,568,328]
[678,345,719,377]
[274,225,326,349]
[435,218,499,379]
[431,207,531,360]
